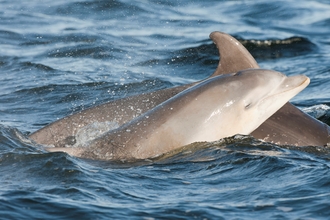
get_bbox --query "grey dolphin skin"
[46,69,310,161]
[29,31,330,151]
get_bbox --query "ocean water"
[1,0,330,219]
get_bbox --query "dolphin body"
[29,31,330,149]
[46,69,310,160]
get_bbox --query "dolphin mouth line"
[268,75,310,99]
[285,76,310,92]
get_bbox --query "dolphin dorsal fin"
[209,31,259,77]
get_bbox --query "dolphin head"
[221,68,310,135]
[185,68,310,142]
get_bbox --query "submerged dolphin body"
[46,69,310,161]
[29,32,330,149]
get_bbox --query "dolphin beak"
[258,74,310,115]
[275,75,310,95]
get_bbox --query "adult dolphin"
[29,31,259,148]
[29,31,330,148]
[46,69,310,161]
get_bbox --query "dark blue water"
[1,0,330,219]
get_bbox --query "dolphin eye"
[245,103,251,109]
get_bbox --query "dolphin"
[29,31,259,148]
[29,31,330,148]
[46,69,310,161]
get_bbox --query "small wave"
[20,33,101,46]
[136,43,217,67]
[47,45,115,59]
[303,104,330,125]
[311,17,330,29]
[243,2,302,21]
[0,124,39,153]
[303,104,330,119]
[134,42,218,81]
[53,0,146,19]
[0,30,23,45]
[238,37,317,59]
[155,135,278,162]
[20,61,54,71]
[154,135,330,165]
[0,56,54,73]
[174,43,219,65]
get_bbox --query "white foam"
[302,104,330,119]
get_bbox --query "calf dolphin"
[29,31,330,148]
[46,69,310,161]
[211,32,329,146]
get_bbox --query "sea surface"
[1,0,330,219]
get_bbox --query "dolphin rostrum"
[46,69,310,161]
[29,31,330,149]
